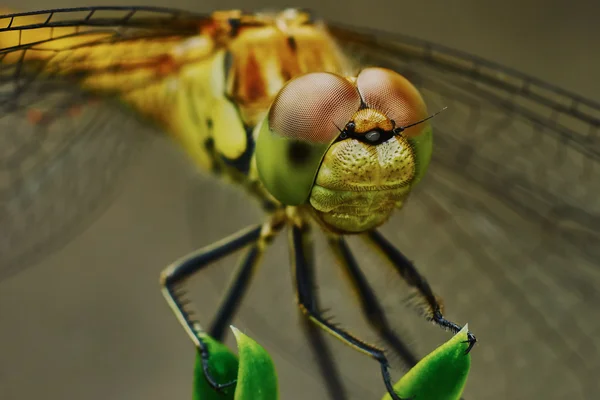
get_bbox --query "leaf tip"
[230,325,240,336]
[230,325,249,347]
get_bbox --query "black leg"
[160,218,284,392]
[364,230,477,352]
[294,222,349,400]
[289,223,409,400]
[327,235,419,368]
[208,245,263,341]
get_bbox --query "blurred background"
[0,1,598,400]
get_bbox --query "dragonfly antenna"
[332,121,343,133]
[395,106,448,132]
[332,121,349,139]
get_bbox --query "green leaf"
[382,324,472,400]
[231,326,279,400]
[192,335,239,400]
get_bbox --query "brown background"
[0,1,598,400]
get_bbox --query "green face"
[255,67,433,231]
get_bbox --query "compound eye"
[356,67,428,137]
[256,72,361,206]
[269,72,361,145]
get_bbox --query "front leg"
[363,230,477,353]
[160,214,285,392]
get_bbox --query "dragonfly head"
[256,67,434,233]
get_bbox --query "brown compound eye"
[269,72,361,144]
[356,67,429,137]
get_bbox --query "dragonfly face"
[255,67,433,233]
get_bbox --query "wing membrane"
[0,77,157,281]
[0,7,216,280]
[0,7,209,101]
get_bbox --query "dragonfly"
[0,6,598,400]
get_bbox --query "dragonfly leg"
[289,223,409,400]
[363,230,477,353]
[294,222,349,400]
[327,235,419,368]
[160,216,284,392]
[208,218,284,340]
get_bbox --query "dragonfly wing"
[0,7,215,281]
[325,24,600,398]
[0,73,159,281]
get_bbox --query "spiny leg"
[289,222,409,400]
[295,222,349,400]
[160,217,284,391]
[208,221,281,340]
[327,234,419,368]
[363,230,477,352]
[205,176,283,341]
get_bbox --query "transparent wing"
[327,23,600,399]
[0,7,210,281]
